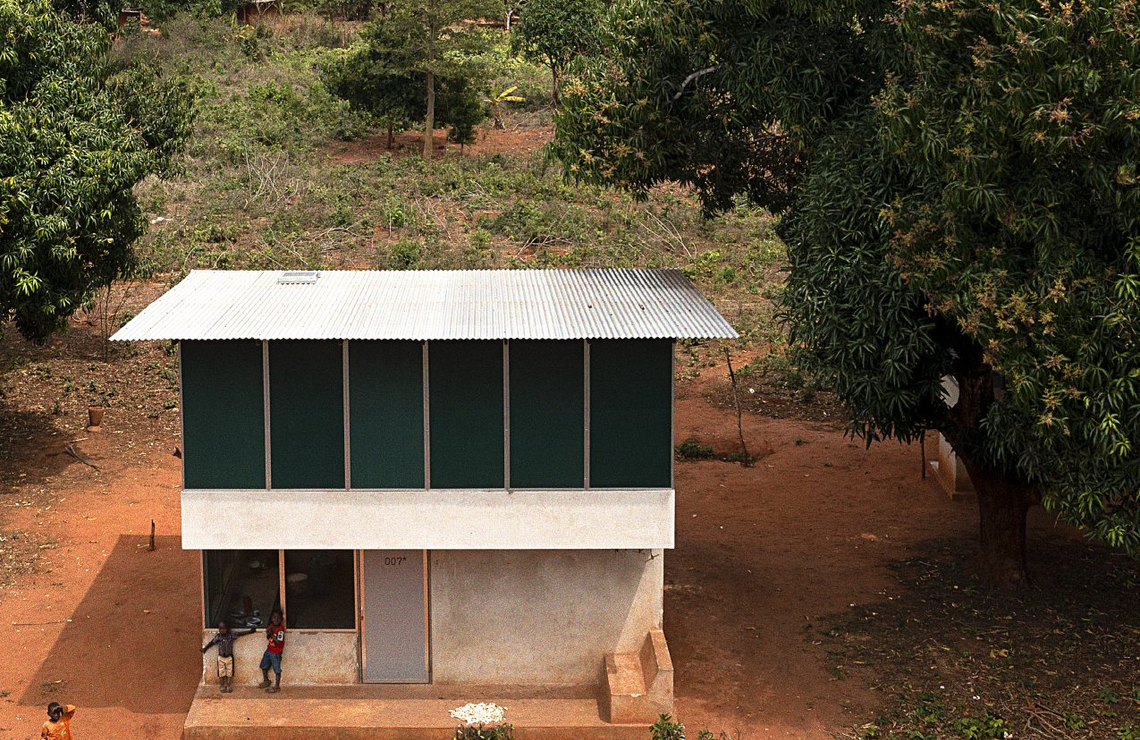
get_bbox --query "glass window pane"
[203,550,280,629]
[283,550,356,629]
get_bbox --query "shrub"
[675,439,714,460]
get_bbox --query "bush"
[675,439,714,460]
[453,723,513,740]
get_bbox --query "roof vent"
[278,271,319,285]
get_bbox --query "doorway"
[361,550,430,683]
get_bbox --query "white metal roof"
[112,269,739,341]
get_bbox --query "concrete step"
[601,630,673,725]
[183,686,651,740]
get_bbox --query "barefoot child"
[257,609,285,694]
[201,621,256,693]
[40,702,75,740]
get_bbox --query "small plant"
[675,439,715,460]
[450,703,512,740]
[651,715,687,740]
[951,712,1009,740]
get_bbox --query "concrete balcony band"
[181,488,675,551]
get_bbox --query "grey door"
[362,550,429,683]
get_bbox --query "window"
[203,550,280,629]
[283,550,356,629]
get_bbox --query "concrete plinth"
[183,685,651,740]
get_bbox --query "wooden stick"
[723,347,752,467]
[148,520,156,552]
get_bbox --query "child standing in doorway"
[258,609,285,694]
[201,621,256,693]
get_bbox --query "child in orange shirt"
[41,702,75,740]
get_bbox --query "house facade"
[113,268,736,725]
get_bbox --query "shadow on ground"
[20,534,201,713]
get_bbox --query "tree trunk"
[949,350,1037,588]
[551,65,560,107]
[423,69,435,159]
[386,122,394,150]
[962,457,1034,588]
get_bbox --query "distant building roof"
[111,269,738,341]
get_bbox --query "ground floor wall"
[430,549,664,685]
[199,548,664,687]
[201,631,358,686]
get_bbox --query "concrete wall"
[182,489,674,551]
[201,630,359,686]
[429,549,664,685]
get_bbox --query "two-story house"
[113,268,736,738]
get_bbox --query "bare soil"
[0,311,1135,740]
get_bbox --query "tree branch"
[672,65,720,100]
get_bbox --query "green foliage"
[951,712,1008,739]
[675,438,714,460]
[650,715,686,740]
[0,0,195,342]
[553,0,1140,563]
[453,723,513,740]
[509,0,603,103]
[324,0,496,153]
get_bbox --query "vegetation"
[552,0,1140,586]
[510,0,603,105]
[326,0,499,157]
[0,0,194,343]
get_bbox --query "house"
[112,268,737,738]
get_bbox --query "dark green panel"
[510,340,584,488]
[350,341,424,489]
[589,340,673,488]
[429,341,504,488]
[269,340,345,489]
[181,340,265,489]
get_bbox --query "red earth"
[0,324,1078,740]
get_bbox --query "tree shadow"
[19,535,202,713]
[0,400,78,491]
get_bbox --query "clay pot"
[87,406,104,430]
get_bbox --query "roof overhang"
[112,268,738,342]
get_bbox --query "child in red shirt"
[257,609,285,694]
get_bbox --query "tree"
[0,0,195,343]
[552,0,1140,586]
[326,0,496,158]
[509,0,602,105]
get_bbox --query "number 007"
[384,556,408,566]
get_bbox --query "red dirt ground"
[0,330,1076,740]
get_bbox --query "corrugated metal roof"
[111,269,739,341]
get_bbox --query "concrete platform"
[182,685,652,740]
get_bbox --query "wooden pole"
[148,520,156,551]
[723,347,752,467]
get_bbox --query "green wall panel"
[349,341,424,488]
[589,339,673,488]
[269,340,345,489]
[510,340,584,488]
[181,340,265,489]
[429,341,504,488]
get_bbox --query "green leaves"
[0,0,195,341]
[554,0,1140,556]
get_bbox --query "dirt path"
[0,349,1072,740]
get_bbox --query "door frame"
[359,549,432,684]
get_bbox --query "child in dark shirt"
[201,621,256,694]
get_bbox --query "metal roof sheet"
[111,269,739,341]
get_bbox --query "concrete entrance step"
[183,686,652,740]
